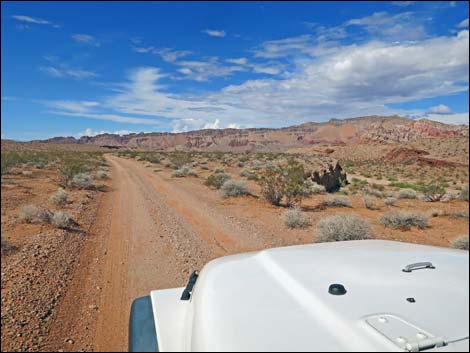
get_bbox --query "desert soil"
[43,155,313,352]
[2,154,468,352]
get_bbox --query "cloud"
[345,11,427,40]
[203,29,226,37]
[131,43,191,62]
[391,1,415,7]
[39,17,469,130]
[76,128,138,137]
[12,15,59,28]
[173,58,245,81]
[423,113,469,125]
[226,57,248,65]
[40,66,97,80]
[40,100,100,113]
[458,18,469,28]
[225,57,284,75]
[171,118,225,132]
[153,48,192,62]
[71,34,100,47]
[12,15,50,25]
[426,104,453,115]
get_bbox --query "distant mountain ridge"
[30,115,469,151]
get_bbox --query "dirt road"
[58,155,292,352]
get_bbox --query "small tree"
[257,159,320,206]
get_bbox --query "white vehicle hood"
[152,240,469,352]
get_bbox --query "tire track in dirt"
[93,155,269,351]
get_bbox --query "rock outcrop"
[311,163,348,193]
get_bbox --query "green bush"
[204,172,231,189]
[257,159,316,206]
[169,151,192,168]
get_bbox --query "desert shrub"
[59,161,88,187]
[169,151,192,168]
[171,166,196,177]
[384,197,397,206]
[397,188,417,199]
[214,167,225,173]
[422,184,446,202]
[459,185,469,202]
[220,180,249,198]
[363,196,380,210]
[304,180,326,194]
[71,173,95,189]
[451,236,469,250]
[51,211,72,229]
[240,169,258,180]
[257,159,315,206]
[321,195,352,208]
[204,172,231,189]
[142,154,161,164]
[364,188,385,198]
[282,207,310,228]
[316,214,372,242]
[18,205,52,224]
[379,211,428,230]
[451,212,469,219]
[49,188,69,207]
[250,160,264,170]
[1,237,18,255]
[97,170,109,179]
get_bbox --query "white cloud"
[458,18,469,28]
[423,113,469,125]
[131,44,191,62]
[12,15,50,25]
[174,58,245,81]
[71,34,100,47]
[40,66,97,80]
[40,100,100,113]
[391,1,415,7]
[426,104,453,115]
[203,29,226,37]
[12,15,59,28]
[39,20,469,130]
[225,57,284,75]
[346,12,427,40]
[226,57,248,65]
[153,48,192,62]
[76,128,138,137]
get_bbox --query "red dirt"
[2,155,468,352]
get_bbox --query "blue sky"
[1,1,469,141]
